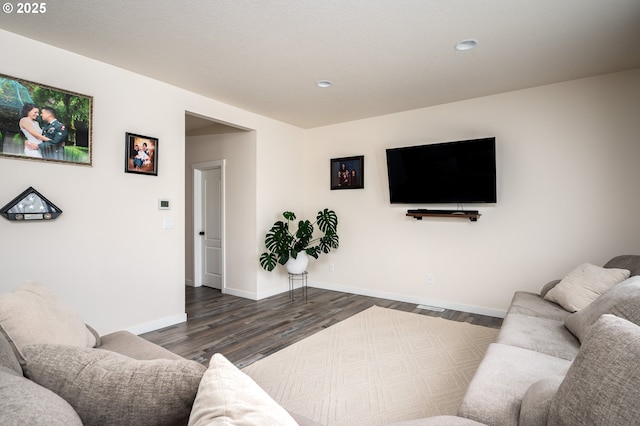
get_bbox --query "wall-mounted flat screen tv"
[386,137,496,204]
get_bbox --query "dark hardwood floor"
[140,286,503,369]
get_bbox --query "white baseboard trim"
[224,285,296,301]
[126,313,187,335]
[185,280,505,318]
[309,280,506,318]
[219,283,292,301]
[257,285,291,300]
[223,287,259,300]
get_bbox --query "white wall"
[0,29,304,334]
[304,69,640,316]
[255,123,308,298]
[2,29,638,331]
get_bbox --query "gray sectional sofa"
[2,256,640,425]
[455,255,640,426]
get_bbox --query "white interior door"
[200,167,222,289]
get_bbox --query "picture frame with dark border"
[125,132,158,176]
[331,155,364,190]
[0,73,93,166]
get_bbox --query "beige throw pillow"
[564,276,640,342]
[188,353,298,426]
[0,282,97,362]
[543,263,630,312]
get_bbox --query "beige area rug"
[242,306,499,426]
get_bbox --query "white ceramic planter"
[286,251,309,274]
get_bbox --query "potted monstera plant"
[259,209,339,273]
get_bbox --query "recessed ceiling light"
[317,80,333,88]
[455,39,478,51]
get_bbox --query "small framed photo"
[125,132,158,176]
[331,155,364,190]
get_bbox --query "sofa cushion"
[543,263,630,312]
[0,367,83,426]
[507,291,571,322]
[497,314,579,360]
[548,314,640,425]
[564,276,640,342]
[22,343,206,426]
[188,353,298,426]
[519,376,564,426]
[457,343,571,426]
[0,282,97,363]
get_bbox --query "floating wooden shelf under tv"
[406,210,481,222]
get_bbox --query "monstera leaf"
[293,220,313,252]
[316,209,338,233]
[259,252,279,272]
[264,221,292,253]
[319,230,339,254]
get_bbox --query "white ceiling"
[1,0,639,129]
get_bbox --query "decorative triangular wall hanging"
[0,187,62,221]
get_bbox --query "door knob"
[199,231,205,236]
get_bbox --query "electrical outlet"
[427,274,434,285]
[329,264,335,272]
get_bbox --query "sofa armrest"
[539,279,561,298]
[98,330,182,361]
[604,254,640,276]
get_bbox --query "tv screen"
[386,137,496,204]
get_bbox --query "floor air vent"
[417,304,445,312]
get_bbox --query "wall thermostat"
[158,199,171,210]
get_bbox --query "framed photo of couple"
[331,155,364,190]
[0,73,93,166]
[125,132,158,176]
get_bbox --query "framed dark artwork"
[331,155,364,190]
[125,132,158,176]
[0,73,93,166]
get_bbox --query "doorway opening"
[184,112,251,293]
